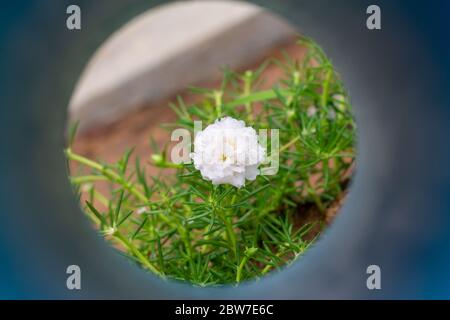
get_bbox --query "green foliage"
[65,37,356,286]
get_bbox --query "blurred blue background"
[1,0,450,299]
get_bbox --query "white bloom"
[190,117,266,188]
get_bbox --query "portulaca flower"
[190,117,266,188]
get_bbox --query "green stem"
[306,178,325,213]
[209,185,237,258]
[279,135,301,153]
[214,90,223,118]
[113,231,162,277]
[223,215,237,257]
[321,68,332,108]
[236,248,257,283]
[66,148,148,203]
[224,88,291,109]
[228,195,238,257]
[243,71,253,121]
[90,189,110,208]
[70,175,108,184]
[83,203,162,277]
[261,251,284,275]
[236,256,249,283]
[179,228,196,277]
[322,158,330,190]
[216,203,237,259]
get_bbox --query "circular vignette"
[65,1,356,287]
[1,0,449,299]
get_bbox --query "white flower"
[190,117,266,188]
